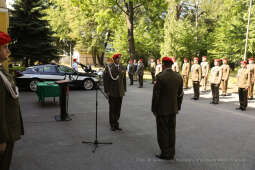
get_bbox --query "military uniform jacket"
[152,68,183,116]
[221,64,230,80]
[181,63,190,76]
[128,64,135,75]
[210,66,223,84]
[172,63,179,72]
[201,61,209,77]
[0,66,24,143]
[137,63,144,76]
[247,64,255,83]
[191,64,202,82]
[103,63,127,97]
[237,67,250,88]
[150,62,156,73]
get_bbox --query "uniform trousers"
[201,76,208,91]
[138,74,143,87]
[108,96,123,128]
[0,142,14,170]
[211,83,220,103]
[182,75,189,88]
[128,73,134,85]
[221,79,228,95]
[248,83,254,98]
[156,114,176,157]
[151,71,155,84]
[238,88,248,109]
[193,81,200,99]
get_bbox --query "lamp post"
[0,0,9,70]
[244,0,253,61]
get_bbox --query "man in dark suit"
[136,59,144,88]
[103,53,127,131]
[127,59,134,85]
[0,31,24,170]
[152,56,183,160]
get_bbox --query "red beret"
[240,60,247,64]
[194,57,199,61]
[162,56,173,63]
[0,31,11,45]
[73,58,77,62]
[202,56,207,58]
[139,59,143,62]
[248,57,254,61]
[214,59,221,62]
[112,53,122,60]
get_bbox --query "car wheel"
[29,79,39,92]
[83,79,94,90]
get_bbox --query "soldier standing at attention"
[220,58,230,96]
[171,57,179,72]
[152,56,183,160]
[0,31,24,170]
[191,57,202,100]
[127,59,135,85]
[236,61,250,111]
[155,59,162,77]
[210,59,223,104]
[150,58,156,84]
[181,58,190,89]
[136,59,144,88]
[247,57,255,100]
[103,53,127,131]
[200,56,209,92]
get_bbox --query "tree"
[106,0,149,60]
[9,0,59,66]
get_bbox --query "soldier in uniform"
[0,31,24,170]
[136,59,144,88]
[150,58,156,84]
[171,57,179,72]
[220,58,230,96]
[181,58,190,89]
[127,59,135,85]
[191,57,202,100]
[103,53,127,131]
[210,59,223,104]
[200,56,209,91]
[155,59,162,76]
[247,58,255,100]
[236,61,250,111]
[152,56,183,160]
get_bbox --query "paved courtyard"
[12,81,255,170]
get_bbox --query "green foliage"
[9,0,59,66]
[13,0,254,67]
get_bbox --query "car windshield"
[58,65,75,74]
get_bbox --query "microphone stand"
[82,82,112,153]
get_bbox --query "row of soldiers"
[176,56,255,110]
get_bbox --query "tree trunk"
[97,32,111,66]
[92,46,97,65]
[126,2,136,60]
[24,57,29,67]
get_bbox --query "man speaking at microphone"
[152,56,183,160]
[103,54,126,131]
